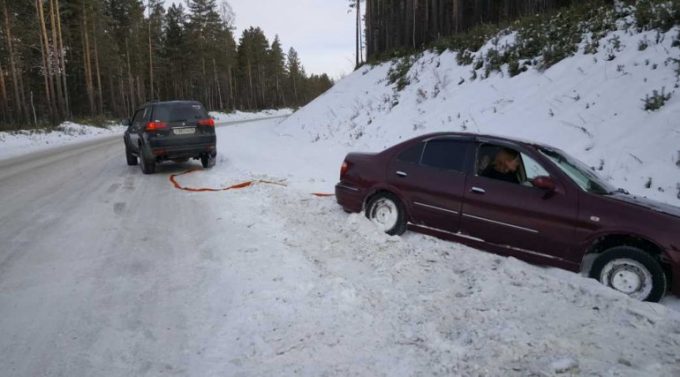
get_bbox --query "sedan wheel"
[366,193,407,236]
[589,246,666,302]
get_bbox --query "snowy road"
[1,118,680,376]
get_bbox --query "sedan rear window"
[397,143,424,164]
[151,103,208,122]
[421,139,468,171]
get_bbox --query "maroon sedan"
[335,132,680,302]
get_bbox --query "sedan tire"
[589,246,667,302]
[365,192,407,236]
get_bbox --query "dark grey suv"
[123,100,217,174]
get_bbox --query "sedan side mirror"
[531,176,556,191]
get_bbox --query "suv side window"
[131,108,147,129]
[420,139,468,171]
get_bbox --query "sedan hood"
[609,192,680,219]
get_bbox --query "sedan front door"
[459,143,579,265]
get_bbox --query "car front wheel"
[365,192,407,236]
[589,246,667,302]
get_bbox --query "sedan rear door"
[387,137,472,233]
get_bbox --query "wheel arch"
[582,232,672,286]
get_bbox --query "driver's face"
[505,157,520,172]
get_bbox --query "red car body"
[335,132,680,299]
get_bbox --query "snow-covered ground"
[165,117,680,375]
[3,9,680,376]
[209,108,293,123]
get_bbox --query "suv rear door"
[387,137,472,233]
[128,106,150,150]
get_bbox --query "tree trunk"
[54,0,69,117]
[0,61,8,121]
[36,0,56,121]
[81,3,95,115]
[48,0,65,118]
[92,18,103,115]
[148,10,154,100]
[2,1,24,122]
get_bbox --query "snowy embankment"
[162,116,680,376]
[280,27,680,205]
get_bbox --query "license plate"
[173,127,196,135]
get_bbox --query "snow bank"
[279,26,680,204]
[209,108,293,123]
[0,122,126,160]
[183,167,680,375]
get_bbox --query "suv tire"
[125,143,138,166]
[139,143,156,174]
[201,154,215,169]
[589,246,666,302]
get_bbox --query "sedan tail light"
[145,121,168,131]
[198,118,215,127]
[340,161,351,178]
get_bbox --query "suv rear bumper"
[148,135,216,160]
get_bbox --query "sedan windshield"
[539,148,616,195]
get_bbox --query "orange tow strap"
[169,169,335,197]
[169,169,287,192]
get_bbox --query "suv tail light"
[340,161,351,178]
[198,118,215,127]
[146,121,168,131]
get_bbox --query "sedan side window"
[521,153,550,182]
[397,143,424,164]
[420,139,468,171]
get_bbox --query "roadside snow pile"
[210,108,293,123]
[279,19,680,204]
[194,176,680,376]
[0,122,126,160]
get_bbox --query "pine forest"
[0,0,333,129]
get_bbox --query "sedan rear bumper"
[335,182,364,213]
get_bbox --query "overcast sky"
[166,0,357,79]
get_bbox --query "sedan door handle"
[471,187,486,194]
[395,171,408,177]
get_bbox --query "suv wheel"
[139,143,156,174]
[365,192,407,236]
[589,246,667,302]
[125,143,138,166]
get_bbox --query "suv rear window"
[151,103,208,122]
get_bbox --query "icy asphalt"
[1,118,680,377]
